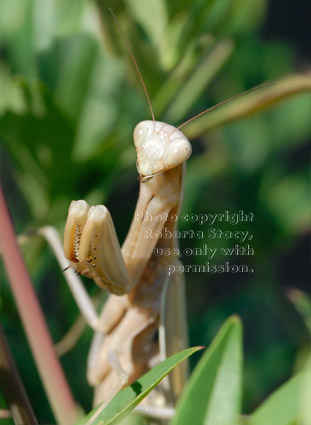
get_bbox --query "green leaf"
[165,39,233,124]
[300,360,311,425]
[250,370,308,425]
[171,316,243,425]
[287,289,311,332]
[55,33,98,122]
[117,413,148,425]
[77,346,202,425]
[125,0,168,49]
[183,74,311,139]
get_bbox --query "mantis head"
[133,120,192,178]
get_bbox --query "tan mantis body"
[64,121,191,406]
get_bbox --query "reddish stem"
[0,187,79,425]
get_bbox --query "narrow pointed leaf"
[171,316,243,425]
[184,74,311,138]
[250,370,308,425]
[166,39,233,123]
[125,0,168,48]
[77,346,202,425]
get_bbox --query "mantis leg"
[160,259,189,402]
[64,201,130,295]
[36,226,102,332]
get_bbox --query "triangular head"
[133,120,192,179]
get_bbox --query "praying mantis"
[64,123,191,408]
[62,11,195,409]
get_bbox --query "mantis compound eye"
[133,121,153,148]
[166,138,192,168]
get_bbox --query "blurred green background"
[0,0,310,423]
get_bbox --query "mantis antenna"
[108,7,156,123]
[178,82,275,130]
